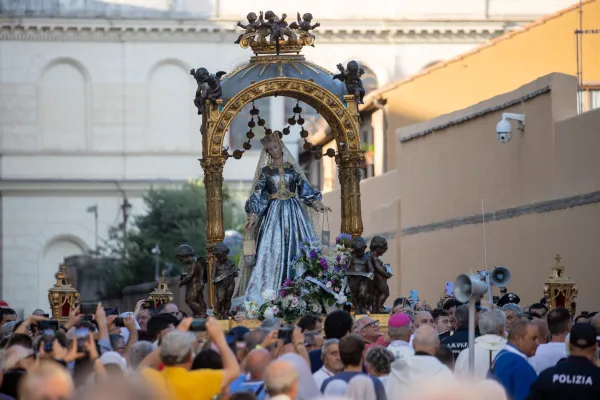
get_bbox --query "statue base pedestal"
[215,314,391,332]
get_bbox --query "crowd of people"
[0,294,598,400]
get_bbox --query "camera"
[80,303,98,315]
[76,327,90,352]
[495,113,525,144]
[496,119,512,143]
[189,319,206,332]
[114,317,125,328]
[277,326,294,345]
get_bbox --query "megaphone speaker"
[490,266,511,288]
[453,274,488,303]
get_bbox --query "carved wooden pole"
[337,151,364,237]
[338,95,364,237]
[200,99,225,311]
[200,155,227,311]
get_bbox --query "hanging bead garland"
[231,100,272,160]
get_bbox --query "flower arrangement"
[246,235,352,322]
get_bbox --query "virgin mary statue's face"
[265,140,283,159]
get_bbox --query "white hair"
[321,338,339,361]
[501,304,522,317]
[478,309,507,335]
[265,361,299,396]
[160,330,195,366]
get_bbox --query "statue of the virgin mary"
[233,132,329,304]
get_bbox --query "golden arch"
[199,77,364,307]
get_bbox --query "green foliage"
[99,181,241,292]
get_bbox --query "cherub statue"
[369,236,392,313]
[234,12,261,44]
[260,11,297,45]
[333,60,366,104]
[211,243,238,319]
[176,244,208,317]
[190,68,227,115]
[346,237,374,314]
[290,12,320,37]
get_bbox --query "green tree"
[99,181,242,293]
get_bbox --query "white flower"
[336,295,348,305]
[262,289,276,301]
[272,306,279,315]
[264,306,275,319]
[312,305,319,313]
[326,281,332,288]
[291,296,299,307]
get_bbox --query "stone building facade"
[0,0,578,313]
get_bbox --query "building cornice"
[0,178,187,194]
[0,17,525,43]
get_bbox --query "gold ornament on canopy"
[48,262,79,322]
[543,254,578,313]
[148,270,174,308]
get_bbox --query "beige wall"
[324,73,600,312]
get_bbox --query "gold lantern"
[48,262,80,322]
[148,270,174,308]
[543,254,578,313]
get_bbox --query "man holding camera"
[140,317,240,400]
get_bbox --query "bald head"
[591,314,600,332]
[245,348,272,380]
[413,326,439,355]
[19,361,74,400]
[265,360,298,398]
[415,311,434,329]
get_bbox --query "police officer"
[526,323,600,400]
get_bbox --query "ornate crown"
[234,10,319,56]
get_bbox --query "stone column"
[200,155,227,310]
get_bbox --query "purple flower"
[319,257,328,269]
[283,279,293,287]
[279,289,286,297]
[310,249,318,259]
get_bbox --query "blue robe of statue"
[244,163,321,302]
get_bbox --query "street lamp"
[86,205,98,251]
[151,244,161,281]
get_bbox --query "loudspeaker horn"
[490,266,511,288]
[453,274,488,303]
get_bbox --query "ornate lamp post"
[48,263,80,322]
[148,270,174,308]
[543,254,578,313]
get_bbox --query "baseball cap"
[389,313,411,328]
[569,323,597,349]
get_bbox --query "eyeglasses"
[363,321,379,329]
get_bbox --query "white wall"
[0,0,577,309]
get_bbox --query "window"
[284,97,321,134]
[578,86,600,113]
[229,97,270,150]
[360,65,378,94]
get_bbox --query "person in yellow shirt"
[140,317,241,400]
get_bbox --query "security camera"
[495,113,525,143]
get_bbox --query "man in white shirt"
[455,309,507,381]
[386,313,415,361]
[387,326,456,399]
[529,307,571,374]
[313,339,343,389]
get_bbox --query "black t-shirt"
[526,356,600,400]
